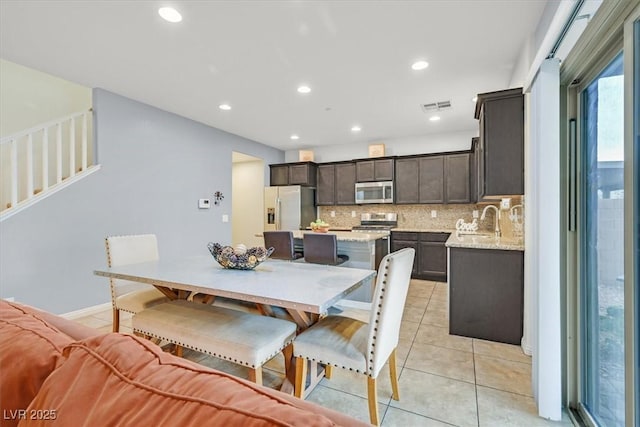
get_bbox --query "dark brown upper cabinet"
[335,162,357,205]
[316,164,335,205]
[315,162,356,205]
[474,88,524,199]
[395,153,471,204]
[444,153,473,204]
[419,156,444,203]
[355,158,394,182]
[269,162,317,187]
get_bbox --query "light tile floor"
[73,279,572,426]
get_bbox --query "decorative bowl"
[312,227,330,233]
[207,242,274,270]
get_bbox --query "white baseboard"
[521,336,532,356]
[61,302,111,320]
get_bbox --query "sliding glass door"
[631,16,639,427]
[580,53,625,427]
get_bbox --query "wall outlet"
[431,210,437,218]
[198,198,210,209]
[330,210,336,218]
[351,211,356,218]
[222,214,229,223]
[472,210,479,219]
[500,198,512,210]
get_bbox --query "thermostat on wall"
[198,199,211,209]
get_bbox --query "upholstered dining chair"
[293,248,415,426]
[302,233,349,266]
[105,234,168,332]
[263,231,302,260]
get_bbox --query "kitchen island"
[446,232,524,345]
[258,230,389,303]
[290,230,389,271]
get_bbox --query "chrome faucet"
[481,204,501,237]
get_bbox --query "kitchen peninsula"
[446,232,525,345]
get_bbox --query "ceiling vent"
[421,100,452,113]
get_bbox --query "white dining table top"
[94,256,376,314]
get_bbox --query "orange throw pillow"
[22,333,336,426]
[0,301,73,427]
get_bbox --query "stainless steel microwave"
[355,181,394,204]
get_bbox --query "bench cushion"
[24,333,340,427]
[133,300,296,367]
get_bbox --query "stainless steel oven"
[354,181,393,204]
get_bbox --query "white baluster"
[69,116,76,178]
[56,122,62,183]
[10,138,18,208]
[42,128,49,191]
[26,133,34,198]
[81,113,87,171]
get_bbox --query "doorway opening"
[231,152,264,247]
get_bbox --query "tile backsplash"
[318,197,523,237]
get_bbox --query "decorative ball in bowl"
[207,242,274,270]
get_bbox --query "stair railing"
[1,108,98,218]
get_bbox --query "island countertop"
[291,230,388,242]
[391,227,455,233]
[445,232,524,251]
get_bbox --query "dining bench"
[132,299,297,385]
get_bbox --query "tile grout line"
[473,338,481,427]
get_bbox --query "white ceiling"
[0,1,547,151]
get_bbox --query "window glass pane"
[581,52,625,427]
[634,18,640,425]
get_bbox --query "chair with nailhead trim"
[292,248,415,426]
[105,234,169,332]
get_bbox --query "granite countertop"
[304,227,353,232]
[391,227,455,233]
[291,230,388,242]
[445,232,524,251]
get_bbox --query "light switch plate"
[222,214,229,223]
[472,210,479,218]
[500,198,512,210]
[431,210,437,218]
[330,211,336,217]
[351,211,356,218]
[198,198,210,209]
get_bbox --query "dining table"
[94,255,376,393]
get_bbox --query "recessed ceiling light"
[411,60,429,71]
[297,85,311,94]
[429,116,441,122]
[158,7,182,23]
[290,134,300,140]
[351,126,361,132]
[219,104,231,111]
[472,96,478,103]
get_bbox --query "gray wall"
[0,89,283,314]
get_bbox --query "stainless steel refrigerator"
[264,186,316,231]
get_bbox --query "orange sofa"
[0,300,368,427]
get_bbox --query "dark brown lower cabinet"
[390,233,418,277]
[391,232,449,281]
[374,236,390,270]
[448,247,524,345]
